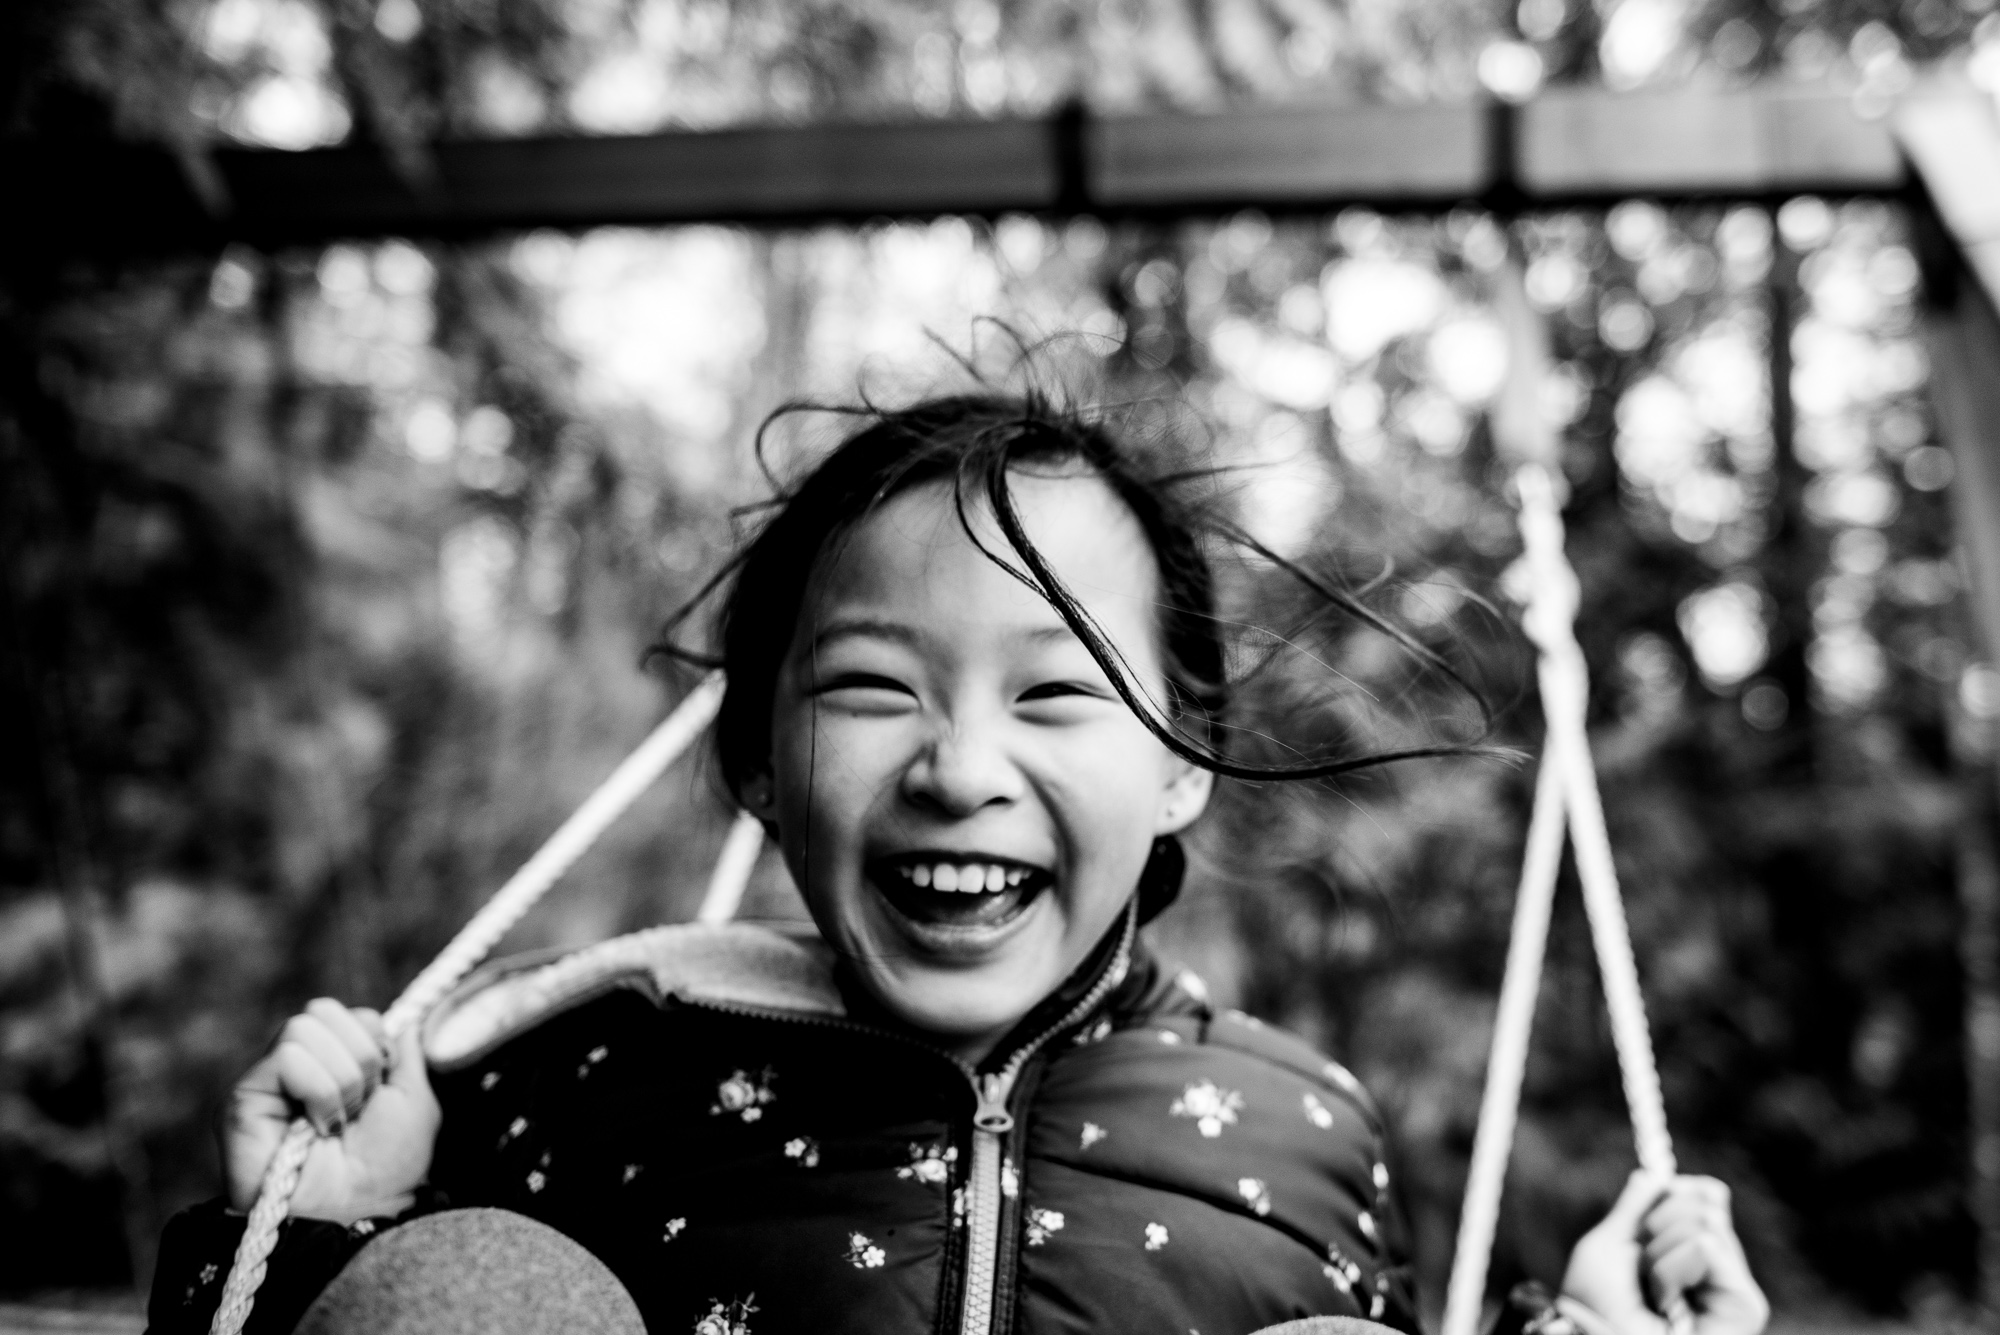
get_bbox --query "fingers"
[1638,1176,1768,1335]
[313,1001,390,1072]
[1651,1234,1712,1300]
[272,1038,349,1136]
[1642,1176,1738,1269]
[1602,1168,1671,1236]
[1644,1175,1729,1232]
[273,1000,392,1135]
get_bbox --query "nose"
[899,719,1025,819]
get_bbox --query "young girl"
[148,391,1769,1335]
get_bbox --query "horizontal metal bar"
[238,118,1065,232]
[1521,85,1902,198]
[1092,102,1491,208]
[0,82,1915,255]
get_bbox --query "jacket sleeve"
[144,1190,452,1335]
[1368,1147,1423,1334]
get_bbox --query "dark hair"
[654,385,1496,805]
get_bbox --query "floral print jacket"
[148,909,1419,1335]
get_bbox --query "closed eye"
[810,672,916,700]
[1018,681,1112,703]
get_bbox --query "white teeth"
[894,861,1039,893]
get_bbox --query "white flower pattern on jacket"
[692,1297,754,1335]
[895,1142,955,1185]
[1170,1080,1243,1137]
[1238,1177,1272,1216]
[1071,1016,1113,1046]
[1325,1242,1363,1293]
[1302,1092,1334,1129]
[1144,1222,1169,1251]
[1025,1208,1065,1246]
[844,1232,886,1269]
[710,1068,776,1122]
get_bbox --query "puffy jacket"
[148,909,1418,1335]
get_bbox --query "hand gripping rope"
[1440,261,1693,1335]
[208,672,746,1335]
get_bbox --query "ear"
[740,769,777,821]
[1154,760,1214,836]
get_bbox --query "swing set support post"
[1900,92,2000,1317]
[1900,91,2000,1319]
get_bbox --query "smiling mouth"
[866,853,1053,931]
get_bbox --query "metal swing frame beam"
[0,82,1921,253]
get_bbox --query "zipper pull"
[973,1072,1015,1133]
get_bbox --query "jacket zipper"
[679,905,1136,1335]
[954,907,1135,1335]
[957,1070,1016,1335]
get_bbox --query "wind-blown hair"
[653,376,1497,804]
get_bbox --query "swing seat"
[293,1209,643,1335]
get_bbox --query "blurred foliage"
[5,0,2000,1330]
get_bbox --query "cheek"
[768,708,899,845]
[1043,727,1176,865]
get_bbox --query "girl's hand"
[222,999,442,1224]
[1560,1171,1770,1335]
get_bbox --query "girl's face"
[751,468,1212,1063]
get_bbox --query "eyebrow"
[808,617,923,653]
[807,617,1082,654]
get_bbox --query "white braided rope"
[209,671,727,1335]
[696,809,765,925]
[1441,466,1688,1335]
[1440,697,1571,1335]
[1516,467,1679,1184]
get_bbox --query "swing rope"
[1439,254,1690,1335]
[209,671,730,1335]
[1439,463,1687,1335]
[698,809,768,925]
